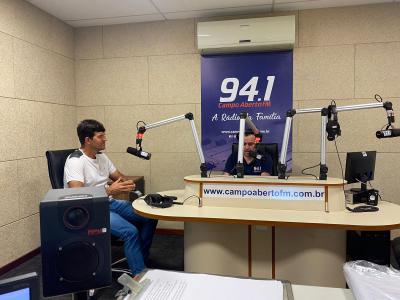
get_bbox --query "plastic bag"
[343,260,400,300]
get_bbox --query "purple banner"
[201,51,293,170]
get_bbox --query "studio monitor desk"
[133,175,400,288]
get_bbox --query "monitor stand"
[350,181,367,193]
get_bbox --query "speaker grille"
[57,242,99,282]
[63,206,89,230]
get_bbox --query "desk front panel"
[184,222,346,287]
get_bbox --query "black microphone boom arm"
[278,100,395,180]
[135,113,207,177]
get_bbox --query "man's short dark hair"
[236,130,255,140]
[77,119,105,145]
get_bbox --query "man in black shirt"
[224,131,272,176]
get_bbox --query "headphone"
[144,194,177,208]
[326,104,341,141]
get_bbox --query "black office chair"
[45,149,76,189]
[45,149,131,275]
[232,143,279,176]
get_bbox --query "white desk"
[134,179,400,288]
[134,190,400,230]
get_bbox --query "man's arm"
[67,177,134,196]
[109,170,127,182]
[109,170,135,195]
[68,181,84,188]
[260,154,273,176]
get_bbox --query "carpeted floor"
[0,234,184,299]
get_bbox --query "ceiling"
[27,0,398,27]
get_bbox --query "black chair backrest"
[45,149,76,189]
[232,143,279,176]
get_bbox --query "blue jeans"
[109,199,158,275]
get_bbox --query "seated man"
[64,119,157,276]
[224,130,272,176]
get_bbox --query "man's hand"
[106,177,135,196]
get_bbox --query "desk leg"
[248,225,252,277]
[272,226,275,279]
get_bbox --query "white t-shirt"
[64,149,117,188]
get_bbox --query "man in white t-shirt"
[64,119,157,275]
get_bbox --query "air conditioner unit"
[197,16,295,54]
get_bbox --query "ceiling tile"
[28,0,159,20]
[164,5,273,20]
[67,14,165,27]
[152,0,273,13]
[274,0,393,11]
[27,0,397,27]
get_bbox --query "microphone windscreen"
[376,131,383,139]
[127,147,151,160]
[127,147,138,155]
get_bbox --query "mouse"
[347,205,379,213]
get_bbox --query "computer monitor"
[0,272,39,300]
[345,151,376,191]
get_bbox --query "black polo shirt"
[223,153,272,175]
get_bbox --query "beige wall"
[75,2,400,198]
[75,18,201,194]
[0,0,75,268]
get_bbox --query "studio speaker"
[40,187,111,297]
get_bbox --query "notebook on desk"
[124,269,293,300]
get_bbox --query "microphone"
[127,147,151,160]
[376,128,400,138]
[326,105,341,141]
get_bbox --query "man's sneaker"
[114,286,130,300]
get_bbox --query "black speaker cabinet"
[40,187,111,297]
[346,230,390,266]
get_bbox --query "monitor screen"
[0,273,38,300]
[0,287,30,300]
[345,151,376,185]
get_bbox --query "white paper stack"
[133,269,283,300]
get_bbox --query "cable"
[375,94,383,103]
[333,138,354,213]
[206,160,217,178]
[136,120,146,130]
[301,163,320,180]
[173,195,202,207]
[334,139,345,192]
